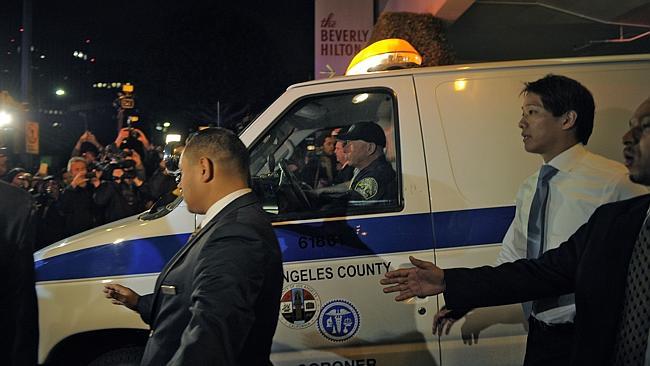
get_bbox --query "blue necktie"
[526,165,558,259]
[523,165,558,319]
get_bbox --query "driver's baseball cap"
[337,121,386,147]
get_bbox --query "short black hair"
[522,74,595,145]
[80,141,99,156]
[185,127,250,181]
[314,129,334,146]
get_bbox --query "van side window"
[249,90,401,221]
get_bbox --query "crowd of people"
[0,127,177,250]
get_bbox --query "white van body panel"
[414,58,650,365]
[35,201,195,362]
[242,75,438,365]
[35,54,650,365]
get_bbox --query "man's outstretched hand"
[380,256,446,301]
[104,284,140,311]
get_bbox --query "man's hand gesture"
[70,172,88,189]
[104,284,140,311]
[380,256,446,301]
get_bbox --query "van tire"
[88,346,144,366]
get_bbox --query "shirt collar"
[546,143,586,173]
[200,188,252,229]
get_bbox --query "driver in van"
[337,121,397,202]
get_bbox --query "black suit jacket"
[0,181,38,365]
[444,194,650,365]
[136,192,283,365]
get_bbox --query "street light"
[0,110,13,128]
[165,134,181,144]
[55,88,65,96]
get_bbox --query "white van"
[34,54,650,365]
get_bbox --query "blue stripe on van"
[432,206,514,248]
[34,206,514,282]
[35,234,191,282]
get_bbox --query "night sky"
[1,1,314,163]
[3,0,647,171]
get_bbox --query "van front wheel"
[88,346,144,366]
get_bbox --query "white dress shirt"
[496,144,648,324]
[199,188,252,230]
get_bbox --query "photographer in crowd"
[72,130,103,164]
[140,153,178,206]
[3,167,32,190]
[113,127,160,179]
[27,126,175,249]
[59,157,100,237]
[32,174,65,249]
[0,159,67,249]
[93,150,147,223]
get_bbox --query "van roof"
[289,53,650,90]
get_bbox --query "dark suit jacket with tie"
[444,193,650,366]
[135,192,283,366]
[0,181,38,365]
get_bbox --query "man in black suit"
[380,97,650,366]
[105,128,283,365]
[0,180,38,365]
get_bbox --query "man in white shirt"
[103,128,283,365]
[433,75,647,366]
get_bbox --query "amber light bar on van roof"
[346,38,423,76]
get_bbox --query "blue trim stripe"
[274,213,434,262]
[433,206,514,248]
[35,234,190,282]
[35,207,514,282]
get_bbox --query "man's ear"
[561,110,578,131]
[198,157,214,182]
[367,142,377,155]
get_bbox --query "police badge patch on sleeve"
[354,177,378,199]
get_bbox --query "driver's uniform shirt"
[349,155,396,202]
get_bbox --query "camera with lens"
[108,159,137,180]
[31,175,62,206]
[128,128,141,141]
[86,161,102,179]
[93,142,140,181]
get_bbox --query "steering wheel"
[277,159,312,211]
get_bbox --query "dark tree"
[368,12,455,66]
